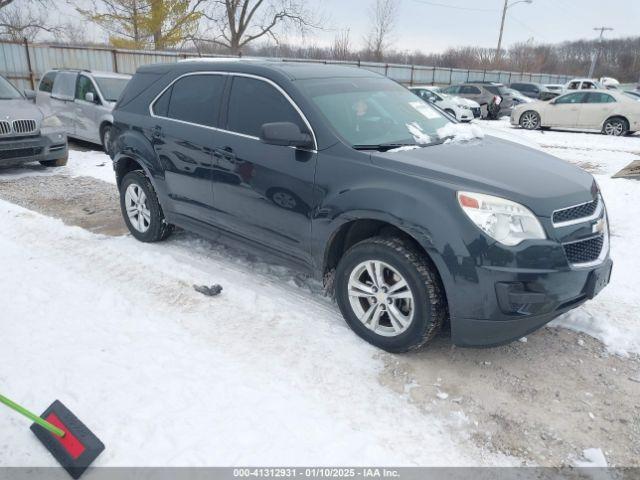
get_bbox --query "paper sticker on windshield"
[410,101,440,119]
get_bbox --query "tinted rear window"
[485,85,508,95]
[164,74,225,127]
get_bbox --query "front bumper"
[451,258,612,347]
[0,130,68,167]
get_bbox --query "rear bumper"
[451,258,613,347]
[0,130,67,167]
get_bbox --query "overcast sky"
[56,0,640,53]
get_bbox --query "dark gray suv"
[112,61,612,352]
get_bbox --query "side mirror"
[260,122,313,149]
[24,89,36,100]
[85,92,95,103]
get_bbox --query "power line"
[411,0,497,13]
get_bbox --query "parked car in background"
[599,77,620,90]
[624,90,640,101]
[512,89,640,136]
[506,88,533,105]
[509,82,558,100]
[564,78,603,92]
[545,84,564,93]
[441,82,514,118]
[408,85,480,121]
[34,69,131,154]
[0,74,68,168]
[112,61,611,352]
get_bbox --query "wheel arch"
[601,114,630,131]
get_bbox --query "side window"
[226,76,306,138]
[51,71,77,100]
[165,74,225,126]
[461,85,481,94]
[568,81,580,90]
[39,71,57,93]
[587,92,615,104]
[442,85,459,94]
[583,82,596,90]
[555,92,587,104]
[75,75,98,102]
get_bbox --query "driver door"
[74,74,101,143]
[546,92,587,127]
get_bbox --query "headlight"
[42,114,63,128]
[457,104,471,110]
[457,191,546,246]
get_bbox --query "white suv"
[409,85,480,122]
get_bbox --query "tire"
[444,109,457,120]
[119,170,173,242]
[519,110,541,130]
[101,124,114,156]
[602,117,628,136]
[335,236,446,353]
[39,152,68,167]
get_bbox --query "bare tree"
[330,28,351,60]
[201,0,323,55]
[0,0,57,41]
[364,0,398,62]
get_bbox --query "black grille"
[0,147,43,160]
[564,235,604,264]
[0,121,10,135]
[553,198,598,224]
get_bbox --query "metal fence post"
[23,37,35,90]
[449,68,453,84]
[111,49,119,73]
[410,64,414,86]
[482,69,486,81]
[385,63,389,77]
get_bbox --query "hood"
[452,96,480,108]
[0,99,44,121]
[372,135,595,217]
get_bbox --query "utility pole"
[495,0,533,65]
[588,27,613,78]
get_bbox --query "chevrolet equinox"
[112,61,612,352]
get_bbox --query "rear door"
[49,71,77,135]
[578,92,617,128]
[150,73,227,222]
[460,85,483,103]
[546,92,587,127]
[211,75,316,262]
[35,71,57,112]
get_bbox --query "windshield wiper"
[353,143,418,152]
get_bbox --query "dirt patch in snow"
[379,327,640,467]
[0,174,126,236]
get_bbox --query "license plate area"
[585,263,612,299]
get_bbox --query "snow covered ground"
[1,123,639,468]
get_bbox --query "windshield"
[94,76,129,102]
[0,76,22,100]
[299,77,450,148]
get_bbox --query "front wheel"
[40,153,68,167]
[602,118,628,136]
[119,171,173,242]
[335,236,446,353]
[519,111,541,130]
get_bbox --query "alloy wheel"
[347,260,415,337]
[604,120,624,136]
[521,112,540,130]
[124,183,151,233]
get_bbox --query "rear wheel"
[602,117,628,136]
[335,236,446,353]
[119,170,173,242]
[101,124,114,155]
[519,111,541,130]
